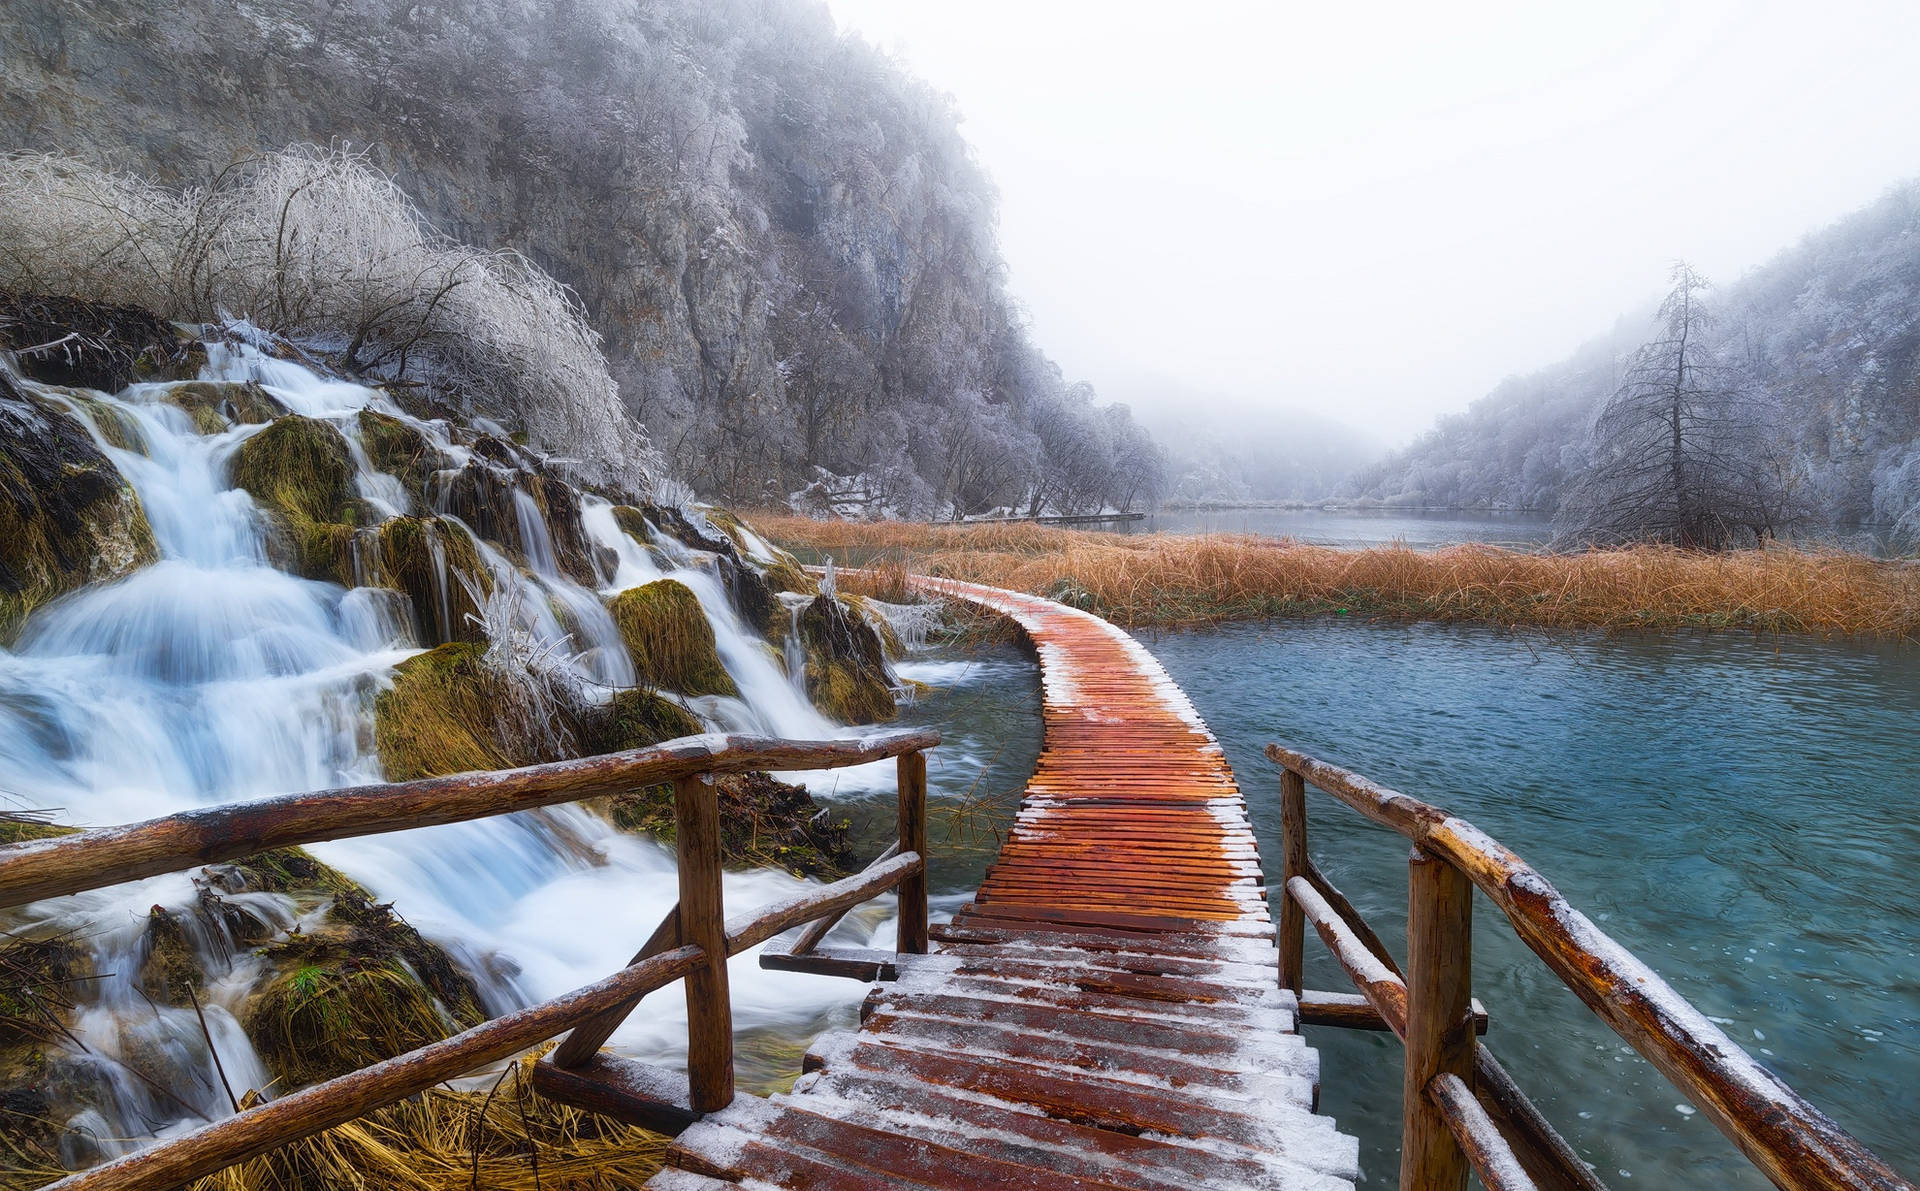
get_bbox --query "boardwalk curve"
[652,580,1360,1190]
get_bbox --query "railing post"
[1403,845,1473,1191]
[896,749,929,954]
[675,773,733,1112]
[1279,767,1308,995]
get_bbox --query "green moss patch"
[364,516,491,644]
[798,594,896,724]
[230,414,372,582]
[0,374,158,640]
[373,642,518,781]
[585,689,703,754]
[136,907,203,1008]
[0,816,78,847]
[606,771,854,879]
[608,579,738,697]
[356,409,438,498]
[159,380,287,434]
[242,888,484,1089]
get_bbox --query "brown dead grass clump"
[750,515,1920,640]
[183,1053,669,1191]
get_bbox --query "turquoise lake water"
[1145,620,1919,1187]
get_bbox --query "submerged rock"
[135,907,202,1008]
[0,291,201,391]
[0,372,158,639]
[229,413,370,582]
[608,579,739,697]
[798,593,896,724]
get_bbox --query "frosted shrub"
[0,148,657,494]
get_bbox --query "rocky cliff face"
[0,0,1154,513]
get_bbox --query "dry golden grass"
[751,514,1920,640]
[180,1054,669,1191]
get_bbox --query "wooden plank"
[530,1053,700,1134]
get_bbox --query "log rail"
[1267,741,1915,1191]
[1,730,938,1191]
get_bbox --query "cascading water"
[0,343,864,1156]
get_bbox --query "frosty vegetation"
[1556,264,1798,548]
[0,147,658,494]
[1354,182,1920,546]
[0,0,1164,519]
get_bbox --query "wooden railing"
[0,729,937,1191]
[1266,743,1914,1191]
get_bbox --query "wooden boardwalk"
[652,581,1360,1190]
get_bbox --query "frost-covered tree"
[1556,264,1787,548]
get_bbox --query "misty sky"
[825,0,1920,447]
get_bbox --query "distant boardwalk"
[653,580,1360,1189]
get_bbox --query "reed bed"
[751,514,1920,640]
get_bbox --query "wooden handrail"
[1268,742,1915,1191]
[0,729,938,909]
[14,730,939,1190]
[38,945,707,1191]
[1430,1073,1540,1191]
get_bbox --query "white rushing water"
[0,343,876,1153]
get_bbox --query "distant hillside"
[1350,183,1920,542]
[0,0,1160,516]
[1132,392,1381,503]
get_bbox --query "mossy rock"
[364,515,491,644]
[0,374,158,640]
[356,408,439,498]
[608,580,738,697]
[622,504,783,628]
[135,907,203,1008]
[243,888,484,1088]
[44,390,147,454]
[230,414,371,582]
[374,642,519,782]
[526,474,599,585]
[844,594,904,658]
[159,380,287,434]
[605,771,854,879]
[435,458,524,558]
[799,594,897,724]
[585,689,703,755]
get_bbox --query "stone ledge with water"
[0,303,971,1179]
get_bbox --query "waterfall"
[0,344,858,1154]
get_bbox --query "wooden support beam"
[1278,768,1308,995]
[551,905,681,1069]
[724,852,923,954]
[1306,854,1403,978]
[789,842,900,956]
[1299,990,1486,1036]
[1430,1073,1541,1191]
[530,1053,702,1135]
[758,945,901,983]
[676,774,733,1113]
[1402,847,1473,1191]
[897,749,929,955]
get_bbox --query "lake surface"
[1141,620,1919,1186]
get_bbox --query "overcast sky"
[824,0,1920,446]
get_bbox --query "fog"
[826,0,1920,448]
